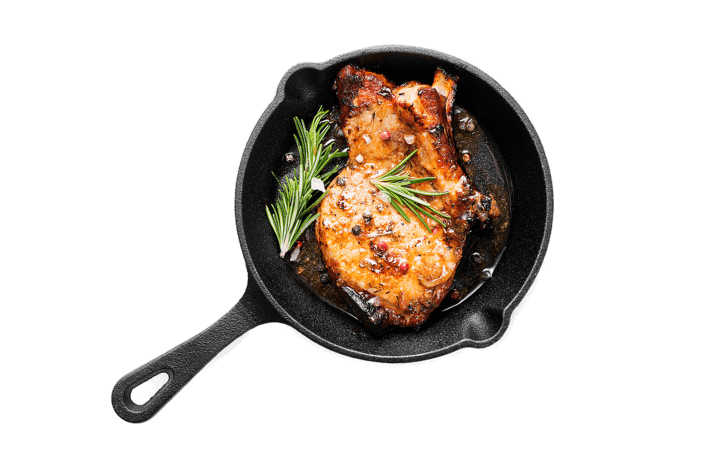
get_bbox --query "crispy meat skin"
[316,65,499,331]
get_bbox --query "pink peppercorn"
[399,262,409,274]
[380,130,391,140]
[376,241,388,252]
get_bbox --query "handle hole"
[130,372,169,405]
[131,380,155,405]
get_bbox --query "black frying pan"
[111,45,553,423]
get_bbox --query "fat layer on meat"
[315,65,499,332]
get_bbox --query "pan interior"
[236,47,551,361]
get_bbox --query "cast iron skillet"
[112,45,553,423]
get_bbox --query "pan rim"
[235,45,553,362]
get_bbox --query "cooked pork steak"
[315,65,499,334]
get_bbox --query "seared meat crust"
[316,65,499,333]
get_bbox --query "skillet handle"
[111,276,277,423]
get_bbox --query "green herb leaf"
[265,107,348,257]
[370,149,450,232]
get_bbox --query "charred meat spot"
[430,123,444,135]
[378,86,392,98]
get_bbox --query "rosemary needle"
[265,107,348,257]
[370,149,451,232]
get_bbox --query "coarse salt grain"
[404,135,415,144]
[355,154,364,163]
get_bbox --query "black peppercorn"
[352,225,362,236]
[481,195,492,211]
[320,273,331,284]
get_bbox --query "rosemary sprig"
[265,107,348,257]
[370,149,451,232]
